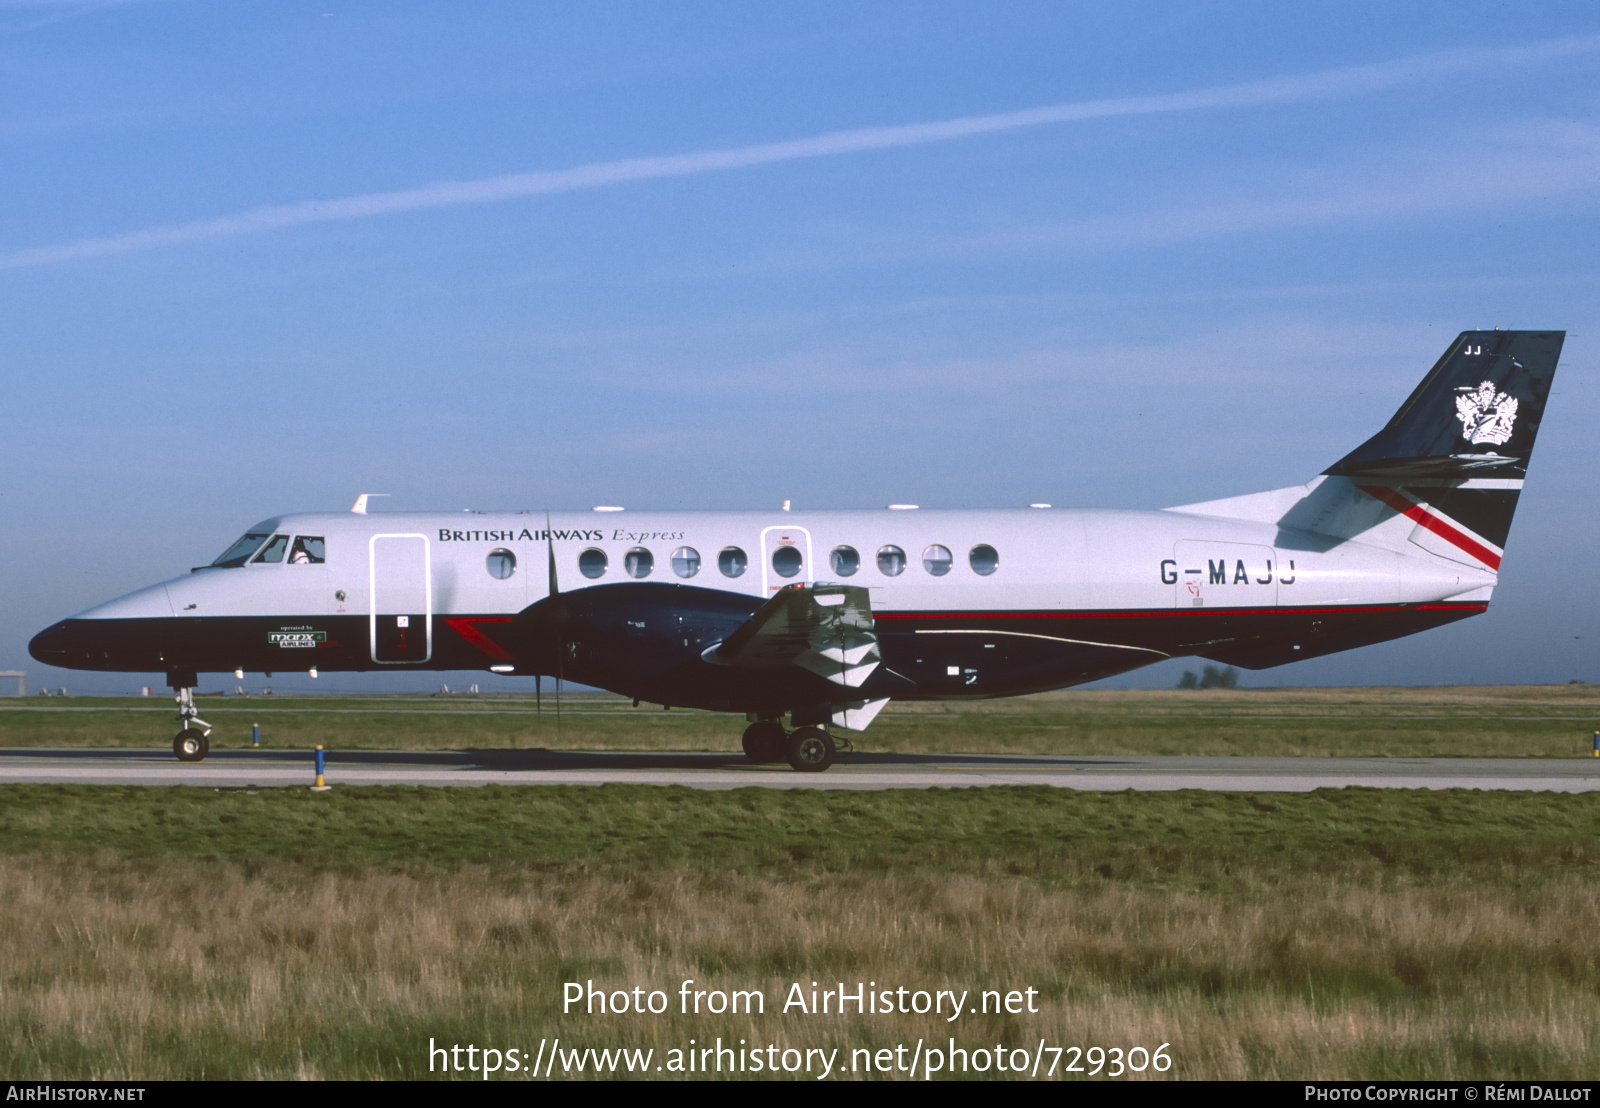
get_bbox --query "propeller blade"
[546,510,560,598]
[546,511,563,742]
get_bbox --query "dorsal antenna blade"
[350,493,389,514]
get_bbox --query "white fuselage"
[76,500,1495,625]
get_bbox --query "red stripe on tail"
[1358,485,1502,570]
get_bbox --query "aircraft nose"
[29,621,73,664]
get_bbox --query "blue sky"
[3,1,1597,693]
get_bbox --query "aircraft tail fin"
[1170,330,1564,575]
[1325,330,1563,481]
[1312,330,1563,570]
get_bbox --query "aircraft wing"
[703,583,881,689]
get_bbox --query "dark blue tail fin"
[1319,329,1563,571]
[1326,330,1563,480]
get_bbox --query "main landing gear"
[741,719,840,773]
[170,679,211,763]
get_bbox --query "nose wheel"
[174,729,210,762]
[169,680,212,762]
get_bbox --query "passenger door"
[760,525,813,595]
[369,534,432,663]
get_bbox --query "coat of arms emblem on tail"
[1455,380,1518,445]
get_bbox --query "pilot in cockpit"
[288,536,325,565]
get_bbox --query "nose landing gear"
[169,677,212,762]
[174,727,209,762]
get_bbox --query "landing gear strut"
[170,679,212,763]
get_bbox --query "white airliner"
[31,330,1563,770]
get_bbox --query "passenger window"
[251,534,289,564]
[578,548,608,579]
[877,545,906,577]
[772,546,803,579]
[671,547,700,578]
[830,545,860,577]
[625,547,654,579]
[289,536,325,565]
[922,544,953,576]
[969,544,999,575]
[719,547,748,578]
[486,549,516,580]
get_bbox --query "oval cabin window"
[578,548,608,579]
[969,544,999,576]
[671,547,700,578]
[772,546,803,579]
[485,549,517,579]
[719,547,748,578]
[625,547,654,579]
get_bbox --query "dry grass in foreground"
[4,856,1597,1080]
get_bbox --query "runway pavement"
[3,747,1599,791]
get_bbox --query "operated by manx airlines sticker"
[269,628,327,649]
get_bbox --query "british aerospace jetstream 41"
[31,330,1563,769]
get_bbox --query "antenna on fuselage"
[350,493,390,514]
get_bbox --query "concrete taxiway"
[2,748,1598,791]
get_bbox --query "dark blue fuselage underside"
[30,599,1484,711]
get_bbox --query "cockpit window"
[289,536,325,564]
[251,534,290,564]
[211,531,272,568]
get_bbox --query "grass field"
[3,783,1599,1080]
[3,683,1599,757]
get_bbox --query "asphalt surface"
[2,748,1599,790]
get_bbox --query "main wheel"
[742,720,787,764]
[173,729,209,762]
[787,726,836,773]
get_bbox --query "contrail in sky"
[4,34,1597,270]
